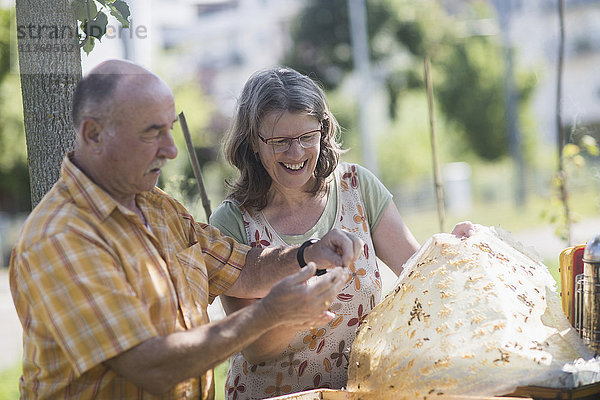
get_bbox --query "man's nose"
[159,130,178,159]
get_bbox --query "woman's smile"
[280,160,307,172]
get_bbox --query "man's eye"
[142,132,160,142]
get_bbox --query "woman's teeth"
[282,161,305,170]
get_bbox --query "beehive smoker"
[576,234,600,355]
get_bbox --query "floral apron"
[225,163,382,400]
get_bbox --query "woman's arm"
[372,202,474,276]
[371,201,420,276]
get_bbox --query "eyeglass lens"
[271,130,320,152]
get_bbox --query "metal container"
[581,234,600,355]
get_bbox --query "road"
[1,218,599,372]
[0,268,21,370]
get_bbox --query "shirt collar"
[62,152,121,221]
[62,152,169,227]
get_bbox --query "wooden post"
[424,56,445,233]
[178,111,212,221]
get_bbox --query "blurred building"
[81,0,600,142]
[502,0,600,143]
[83,0,306,116]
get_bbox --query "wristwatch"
[297,238,327,276]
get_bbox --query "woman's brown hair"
[224,67,344,210]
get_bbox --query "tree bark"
[15,0,82,207]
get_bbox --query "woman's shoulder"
[336,162,376,183]
[212,199,240,215]
[209,200,248,243]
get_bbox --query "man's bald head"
[71,59,168,131]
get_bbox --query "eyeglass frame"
[257,127,323,153]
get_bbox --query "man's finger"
[285,262,317,285]
[307,267,349,296]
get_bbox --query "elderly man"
[9,59,361,399]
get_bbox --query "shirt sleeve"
[12,229,158,377]
[158,193,250,304]
[209,200,249,245]
[355,164,393,233]
[190,218,250,303]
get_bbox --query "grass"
[0,361,229,400]
[400,187,599,244]
[400,186,599,293]
[0,363,20,400]
[214,360,229,400]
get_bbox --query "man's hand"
[259,263,350,327]
[104,263,349,395]
[303,228,363,269]
[227,229,362,299]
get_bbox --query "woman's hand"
[303,228,363,269]
[451,221,475,238]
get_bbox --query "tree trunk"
[15,0,82,208]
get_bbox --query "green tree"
[436,37,508,160]
[285,0,394,90]
[285,0,534,162]
[0,7,29,212]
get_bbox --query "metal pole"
[347,0,378,175]
[493,0,526,207]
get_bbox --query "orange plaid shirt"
[9,154,249,399]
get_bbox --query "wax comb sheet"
[347,225,592,399]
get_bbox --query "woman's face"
[256,111,321,195]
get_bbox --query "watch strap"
[297,238,326,276]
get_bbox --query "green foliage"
[371,90,456,188]
[0,8,10,79]
[543,135,600,241]
[214,360,229,400]
[74,0,130,54]
[0,363,20,400]
[0,8,29,212]
[436,36,507,160]
[285,0,395,89]
[285,0,536,162]
[158,79,233,221]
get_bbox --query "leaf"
[82,11,108,40]
[330,315,343,328]
[82,36,95,54]
[109,0,131,28]
[581,135,599,156]
[323,357,331,372]
[316,339,325,354]
[74,0,98,23]
[572,154,585,168]
[562,143,580,158]
[298,360,308,376]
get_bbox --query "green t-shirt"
[209,163,392,246]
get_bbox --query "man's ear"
[79,118,104,153]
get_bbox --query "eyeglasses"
[258,128,322,153]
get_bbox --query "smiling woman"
[206,67,468,400]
